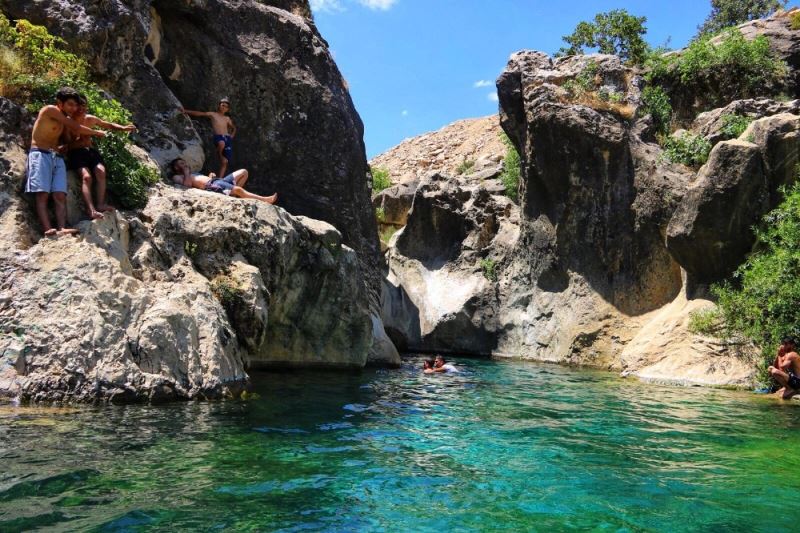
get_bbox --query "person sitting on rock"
[66,94,137,220]
[169,158,277,204]
[27,86,107,237]
[179,98,236,180]
[433,355,459,374]
[768,337,800,400]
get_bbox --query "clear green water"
[1,358,799,532]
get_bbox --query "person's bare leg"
[782,387,798,400]
[770,367,790,389]
[53,192,78,236]
[216,141,228,180]
[80,167,103,220]
[35,192,56,236]
[230,186,277,204]
[94,164,113,212]
[233,169,248,187]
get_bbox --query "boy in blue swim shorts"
[180,98,237,181]
[27,87,107,237]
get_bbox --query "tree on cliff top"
[697,0,787,37]
[557,9,649,65]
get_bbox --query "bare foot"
[97,204,115,213]
[263,193,278,205]
[56,228,80,237]
[43,228,57,238]
[89,210,104,220]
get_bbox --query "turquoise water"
[2,358,800,532]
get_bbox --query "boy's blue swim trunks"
[213,134,233,162]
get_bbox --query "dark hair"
[77,94,88,106]
[782,336,796,345]
[423,359,435,368]
[55,86,81,104]
[169,157,185,175]
[435,355,445,362]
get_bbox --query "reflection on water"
[1,358,800,531]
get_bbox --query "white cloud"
[358,0,398,10]
[401,110,409,116]
[473,80,493,88]
[310,0,344,12]
[487,92,499,102]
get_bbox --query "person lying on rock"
[433,355,459,374]
[768,337,800,400]
[169,158,277,204]
[66,94,137,220]
[179,98,236,180]
[27,86,107,237]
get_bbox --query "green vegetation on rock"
[371,166,391,194]
[499,133,521,202]
[557,9,650,65]
[480,258,498,282]
[640,85,673,136]
[720,113,754,139]
[713,182,800,362]
[661,132,712,168]
[645,29,788,115]
[697,0,787,37]
[0,15,158,209]
[456,159,476,175]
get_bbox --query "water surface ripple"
[1,358,799,531]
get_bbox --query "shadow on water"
[1,357,799,531]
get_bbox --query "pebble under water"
[2,358,799,532]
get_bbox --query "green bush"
[558,9,650,65]
[792,11,800,30]
[499,133,521,202]
[661,132,712,168]
[379,225,398,245]
[480,258,498,282]
[719,113,753,139]
[456,159,475,175]
[371,166,391,194]
[688,307,723,335]
[210,276,244,310]
[646,29,788,116]
[698,0,787,37]
[713,182,800,366]
[375,207,386,223]
[640,85,673,136]
[0,14,156,209]
[563,60,598,100]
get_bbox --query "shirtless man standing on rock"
[169,158,277,204]
[768,337,800,400]
[27,87,107,237]
[180,98,236,180]
[67,94,137,220]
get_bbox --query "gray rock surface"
[667,113,800,285]
[0,0,387,341]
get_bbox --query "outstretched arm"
[180,107,211,118]
[43,106,106,137]
[87,115,137,132]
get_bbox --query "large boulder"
[667,113,800,285]
[382,173,520,355]
[0,181,376,402]
[0,0,384,326]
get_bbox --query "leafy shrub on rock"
[697,0,787,37]
[557,9,650,65]
[0,14,157,209]
[713,182,800,367]
[720,113,753,140]
[499,133,520,202]
[661,132,712,168]
[371,166,391,194]
[646,29,788,120]
[640,85,673,136]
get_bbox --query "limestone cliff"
[0,0,396,366]
[379,13,800,387]
[0,0,402,403]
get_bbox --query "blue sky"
[310,0,713,158]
